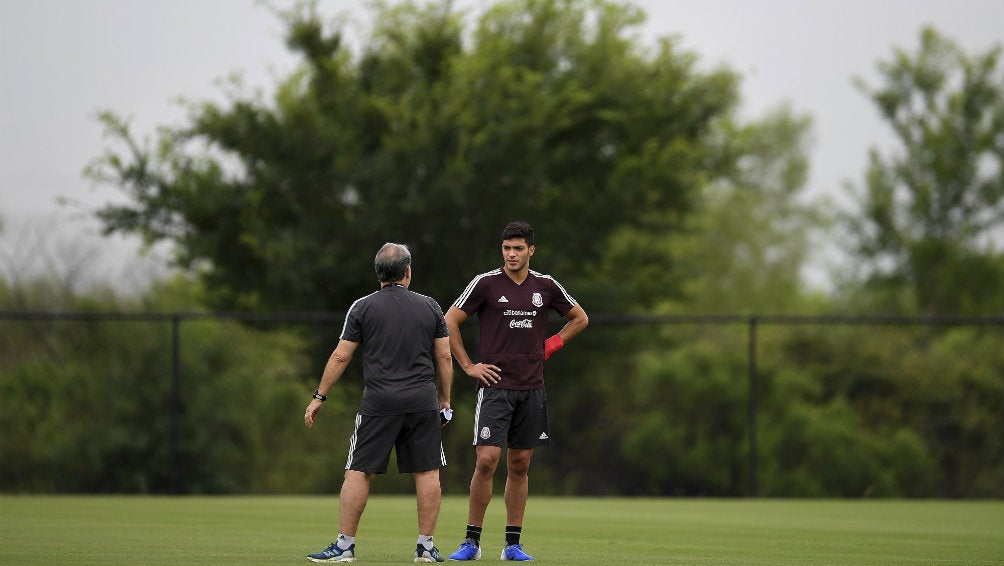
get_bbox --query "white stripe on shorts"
[472,388,485,445]
[345,413,362,470]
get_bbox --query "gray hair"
[374,243,411,283]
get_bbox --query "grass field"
[1,495,1001,565]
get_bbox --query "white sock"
[336,533,355,549]
[418,534,434,550]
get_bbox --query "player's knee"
[474,455,500,476]
[507,456,531,477]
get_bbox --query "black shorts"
[472,387,551,449]
[345,411,446,474]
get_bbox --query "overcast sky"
[2,0,1003,289]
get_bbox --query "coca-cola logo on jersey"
[509,319,533,329]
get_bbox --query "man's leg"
[497,448,535,560]
[338,469,373,536]
[503,448,534,527]
[413,468,446,562]
[467,444,502,526]
[449,445,502,561]
[413,469,442,535]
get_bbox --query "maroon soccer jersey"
[454,268,577,390]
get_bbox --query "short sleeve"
[340,302,364,342]
[548,277,576,317]
[455,276,487,315]
[432,299,449,339]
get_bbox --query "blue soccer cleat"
[448,539,482,560]
[307,542,356,562]
[500,544,534,561]
[415,543,446,563]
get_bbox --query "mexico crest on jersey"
[531,292,543,307]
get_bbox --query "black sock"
[465,524,482,547]
[505,525,521,547]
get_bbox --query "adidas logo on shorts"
[539,432,549,440]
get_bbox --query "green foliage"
[759,398,935,497]
[85,0,753,316]
[75,0,834,495]
[3,272,1003,495]
[0,276,354,494]
[757,323,999,497]
[574,319,1001,498]
[621,328,748,495]
[666,105,824,314]
[11,2,1003,498]
[845,27,1004,315]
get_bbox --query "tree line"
[2,0,1003,496]
[2,282,1001,497]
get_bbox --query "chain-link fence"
[2,311,1002,497]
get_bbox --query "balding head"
[374,243,412,283]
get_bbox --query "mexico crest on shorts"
[480,427,491,440]
[531,292,543,307]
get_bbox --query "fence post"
[747,316,759,497]
[170,314,180,495]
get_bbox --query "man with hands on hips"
[445,222,588,562]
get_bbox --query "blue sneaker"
[448,539,481,560]
[415,544,446,563]
[500,544,533,561]
[307,542,356,562]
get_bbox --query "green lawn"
[1,495,1001,565]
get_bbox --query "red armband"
[544,334,564,360]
